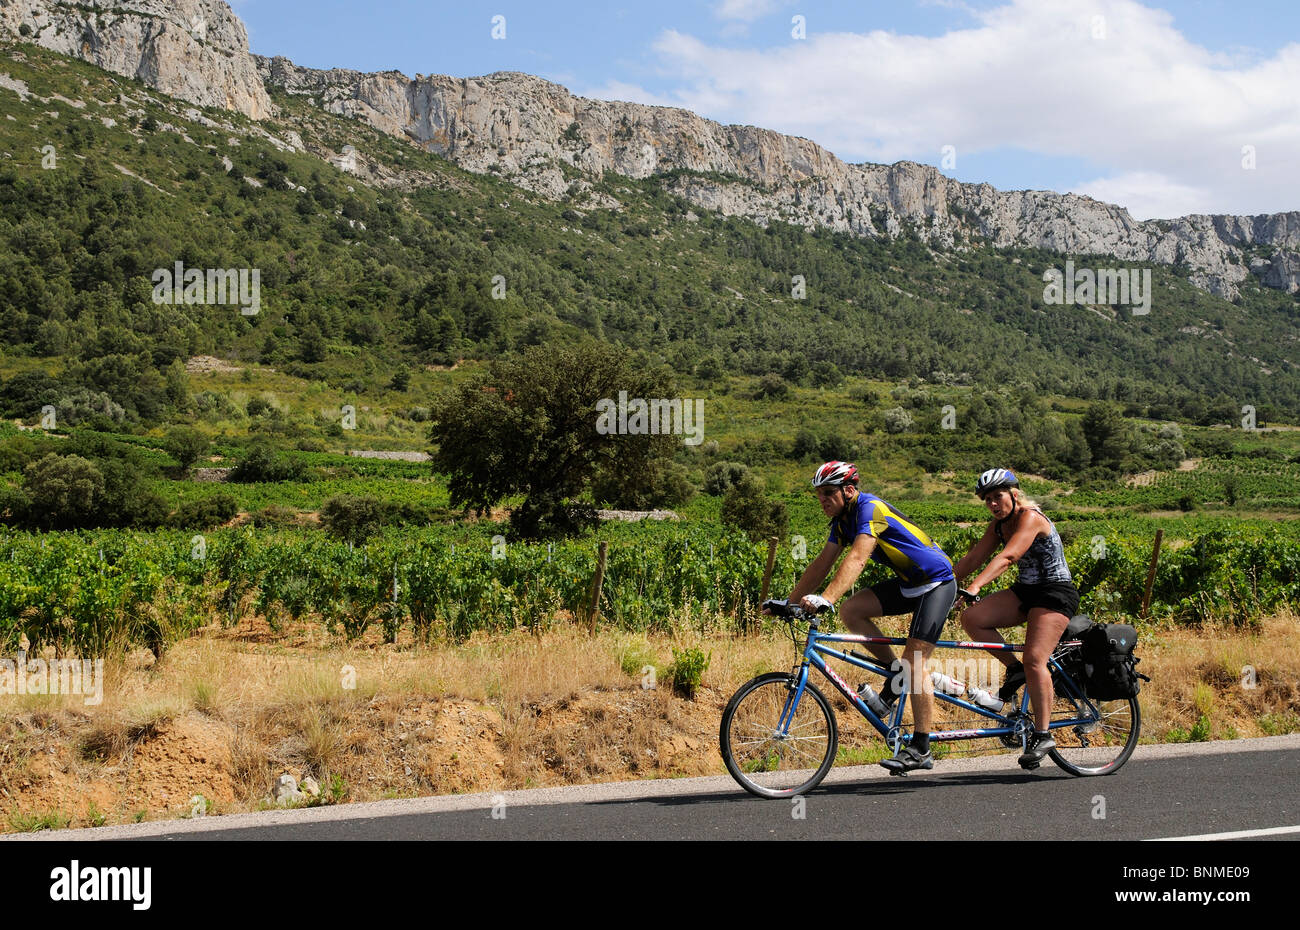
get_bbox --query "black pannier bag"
[1078,622,1149,700]
[1051,615,1094,695]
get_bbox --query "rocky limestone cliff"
[254,55,1300,301]
[0,0,272,119]
[4,0,1296,300]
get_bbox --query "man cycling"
[782,461,958,773]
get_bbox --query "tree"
[299,324,327,363]
[23,454,105,529]
[0,370,63,419]
[721,474,788,542]
[703,461,751,496]
[1081,402,1130,474]
[429,341,677,538]
[809,361,844,389]
[164,427,209,473]
[883,407,913,434]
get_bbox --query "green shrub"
[721,474,788,542]
[751,374,790,400]
[1167,713,1211,743]
[171,493,238,528]
[667,647,711,699]
[703,461,750,496]
[1257,711,1300,736]
[252,505,298,528]
[164,426,210,471]
[320,495,390,545]
[618,640,658,679]
[229,443,306,482]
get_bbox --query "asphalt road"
[13,734,1298,842]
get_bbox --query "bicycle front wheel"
[1048,692,1140,776]
[719,672,838,799]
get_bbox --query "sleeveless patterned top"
[995,509,1072,585]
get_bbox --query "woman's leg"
[959,590,1026,670]
[1023,608,1072,732]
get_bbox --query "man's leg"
[839,587,895,666]
[902,636,936,735]
[883,580,956,770]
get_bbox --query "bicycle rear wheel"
[1047,689,1140,776]
[720,672,838,799]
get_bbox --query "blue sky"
[231,1,1300,218]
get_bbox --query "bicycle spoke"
[722,675,837,797]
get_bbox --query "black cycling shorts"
[1010,581,1080,618]
[870,578,957,644]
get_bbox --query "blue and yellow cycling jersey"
[829,492,955,592]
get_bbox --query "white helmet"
[812,461,859,488]
[975,468,1018,498]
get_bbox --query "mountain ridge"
[2,0,1300,303]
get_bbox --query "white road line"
[1147,825,1300,841]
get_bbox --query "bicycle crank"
[1002,712,1032,749]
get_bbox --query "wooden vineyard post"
[587,541,609,636]
[755,536,779,634]
[1141,529,1163,618]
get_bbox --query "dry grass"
[1,612,1297,829]
[1139,609,1300,741]
[78,700,180,763]
[229,726,271,801]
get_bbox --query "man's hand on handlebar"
[800,593,833,615]
[760,596,834,619]
[956,588,980,608]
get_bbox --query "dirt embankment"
[2,614,1297,832]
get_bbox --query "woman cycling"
[952,468,1080,769]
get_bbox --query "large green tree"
[429,341,681,537]
[1082,402,1132,475]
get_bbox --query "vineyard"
[3,518,1298,655]
[1067,458,1300,511]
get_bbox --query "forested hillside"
[2,41,1298,431]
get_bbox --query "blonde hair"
[1010,486,1041,512]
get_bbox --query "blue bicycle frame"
[782,616,1099,752]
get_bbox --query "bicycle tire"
[719,672,838,799]
[1047,690,1140,776]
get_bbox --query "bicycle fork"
[776,663,813,736]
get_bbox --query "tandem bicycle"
[719,599,1141,798]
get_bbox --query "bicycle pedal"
[1019,760,1040,771]
[890,769,908,777]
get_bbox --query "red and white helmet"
[812,461,859,488]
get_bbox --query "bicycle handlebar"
[766,588,979,623]
[761,598,833,622]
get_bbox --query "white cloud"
[642,0,1300,217]
[577,79,680,108]
[1069,172,1213,221]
